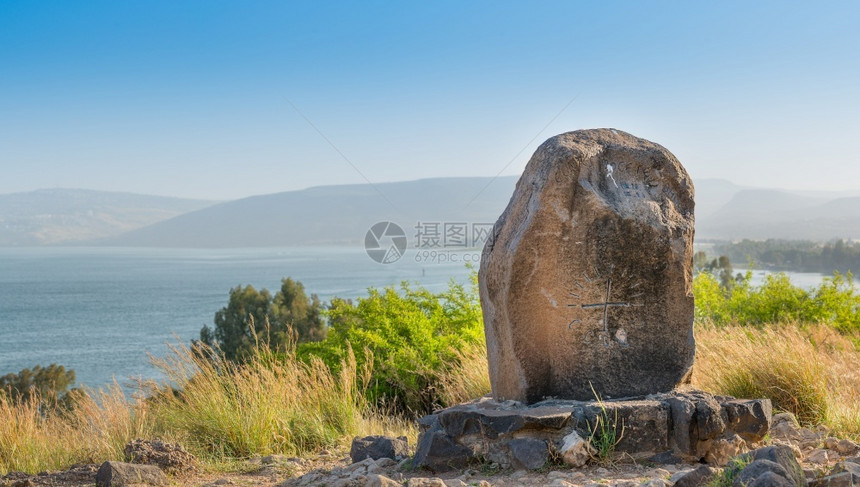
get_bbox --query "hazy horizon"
[5,175,860,203]
[2,2,859,200]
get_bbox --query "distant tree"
[714,238,860,274]
[694,253,740,290]
[272,278,326,342]
[200,284,273,361]
[714,255,736,289]
[199,278,326,361]
[693,251,710,273]
[0,363,80,407]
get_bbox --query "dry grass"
[436,343,492,407]
[145,341,370,460]
[0,337,374,474]
[0,383,151,474]
[693,323,860,439]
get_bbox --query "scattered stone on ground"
[809,471,855,487]
[839,440,860,456]
[559,431,593,468]
[4,415,860,486]
[123,438,197,474]
[670,464,715,487]
[836,460,860,483]
[0,464,98,487]
[351,435,410,463]
[727,445,806,487]
[95,461,168,487]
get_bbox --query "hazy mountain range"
[2,178,859,247]
[102,177,517,247]
[694,181,860,241]
[0,189,215,246]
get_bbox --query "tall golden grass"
[435,343,491,406]
[0,337,400,475]
[693,323,860,439]
[145,340,369,460]
[0,383,151,474]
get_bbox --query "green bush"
[200,278,326,361]
[0,364,81,408]
[298,275,483,416]
[694,269,860,333]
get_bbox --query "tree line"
[714,239,860,274]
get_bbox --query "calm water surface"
[0,247,476,389]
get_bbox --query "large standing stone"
[480,129,695,402]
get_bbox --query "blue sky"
[1,1,858,200]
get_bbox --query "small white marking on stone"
[606,164,619,188]
[611,129,618,135]
[551,201,570,222]
[540,288,558,307]
[615,328,628,344]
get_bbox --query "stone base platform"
[414,390,771,471]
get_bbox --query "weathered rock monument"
[413,129,772,471]
[480,128,696,402]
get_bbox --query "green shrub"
[693,270,860,333]
[0,364,80,409]
[807,272,860,334]
[298,276,483,416]
[200,278,326,361]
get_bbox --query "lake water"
[0,246,478,389]
[0,247,845,390]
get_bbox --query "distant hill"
[93,177,860,246]
[693,179,747,218]
[0,189,216,245]
[101,177,519,247]
[696,189,860,240]
[5,177,859,247]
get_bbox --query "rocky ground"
[0,455,715,487]
[3,414,859,487]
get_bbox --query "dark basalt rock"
[95,461,167,487]
[808,472,855,487]
[413,390,771,471]
[507,438,549,470]
[725,445,805,487]
[350,435,409,463]
[672,465,717,487]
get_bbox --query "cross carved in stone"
[567,270,642,347]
